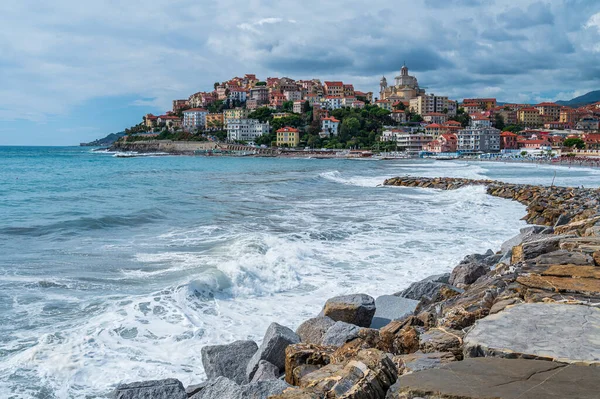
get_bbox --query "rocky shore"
[112,176,600,399]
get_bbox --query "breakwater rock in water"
[111,177,600,398]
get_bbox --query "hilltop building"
[380,64,425,101]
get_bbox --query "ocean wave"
[0,208,166,237]
[319,170,386,187]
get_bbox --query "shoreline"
[112,176,600,398]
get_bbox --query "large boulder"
[190,377,290,399]
[395,273,451,301]
[511,235,575,263]
[370,295,419,329]
[284,343,335,386]
[321,321,360,347]
[500,226,547,252]
[395,351,456,374]
[530,249,594,266]
[419,328,464,359]
[113,378,187,399]
[246,323,300,381]
[464,303,600,364]
[322,294,376,328]
[201,340,258,385]
[190,377,239,399]
[387,358,599,399]
[297,349,397,398]
[295,316,335,345]
[250,360,279,383]
[449,252,495,287]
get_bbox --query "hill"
[80,132,126,147]
[556,90,600,107]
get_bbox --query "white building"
[342,97,356,107]
[382,129,434,152]
[284,90,302,101]
[323,96,343,110]
[228,88,247,103]
[457,127,500,153]
[182,108,209,131]
[321,117,341,136]
[227,119,270,142]
[293,100,304,114]
[470,115,492,128]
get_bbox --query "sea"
[1,146,599,398]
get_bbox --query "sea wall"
[111,176,600,399]
[111,140,276,155]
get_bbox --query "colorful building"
[276,127,300,147]
[182,108,209,131]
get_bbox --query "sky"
[1,0,600,146]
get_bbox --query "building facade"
[226,119,270,142]
[276,127,300,147]
[321,117,340,136]
[457,127,501,153]
[410,94,452,116]
[182,108,209,131]
[380,65,425,101]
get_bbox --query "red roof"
[158,115,180,120]
[324,81,343,86]
[445,121,462,126]
[277,127,299,133]
[519,107,539,112]
[322,117,340,123]
[183,108,208,112]
[441,134,457,140]
[500,131,517,137]
[426,123,443,128]
[535,102,560,107]
[471,115,490,120]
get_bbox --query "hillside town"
[121,65,600,159]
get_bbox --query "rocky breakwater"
[112,176,600,398]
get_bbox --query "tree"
[213,82,220,90]
[255,81,267,86]
[520,151,528,157]
[303,100,311,113]
[248,107,274,123]
[504,125,523,133]
[339,117,360,141]
[494,114,505,131]
[282,101,293,112]
[410,114,424,123]
[563,137,585,149]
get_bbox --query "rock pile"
[112,176,600,398]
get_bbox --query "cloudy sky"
[1,0,599,145]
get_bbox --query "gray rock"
[186,382,208,397]
[295,316,335,345]
[370,295,419,329]
[531,249,594,266]
[190,377,239,399]
[555,213,571,227]
[322,293,376,327]
[246,323,300,381]
[395,273,451,300]
[240,380,290,398]
[449,261,487,287]
[501,226,546,252]
[201,340,258,385]
[321,321,360,347]
[397,351,456,373]
[113,378,187,399]
[190,377,290,399]
[518,235,575,261]
[419,328,464,359]
[250,360,279,383]
[388,358,600,399]
[464,303,600,364]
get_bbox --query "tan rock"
[517,275,600,296]
[284,344,335,386]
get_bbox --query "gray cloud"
[499,2,555,29]
[0,0,599,125]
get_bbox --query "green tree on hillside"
[563,137,585,149]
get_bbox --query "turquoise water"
[1,146,598,398]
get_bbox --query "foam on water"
[2,151,597,399]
